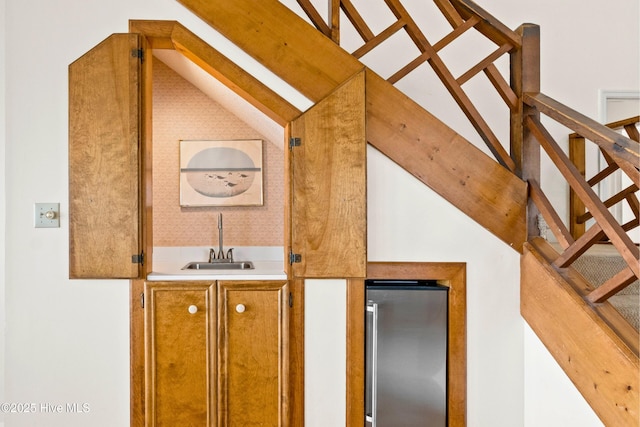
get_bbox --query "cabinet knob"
[235,304,246,313]
[188,305,198,314]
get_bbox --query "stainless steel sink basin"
[181,261,254,270]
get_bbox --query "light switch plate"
[35,203,60,228]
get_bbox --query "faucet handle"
[209,248,216,262]
[226,248,234,262]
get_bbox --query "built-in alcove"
[150,55,285,248]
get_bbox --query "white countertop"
[147,246,287,281]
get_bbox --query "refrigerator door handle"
[366,302,378,427]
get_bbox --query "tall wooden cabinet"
[145,281,288,427]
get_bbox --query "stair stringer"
[522,237,639,426]
[365,70,527,250]
[176,0,528,251]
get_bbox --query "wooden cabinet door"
[218,281,288,427]
[69,33,144,279]
[145,282,216,427]
[289,71,367,278]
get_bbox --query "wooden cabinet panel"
[218,281,288,427]
[69,33,143,279]
[290,71,367,278]
[145,282,216,426]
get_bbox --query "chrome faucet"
[209,213,234,263]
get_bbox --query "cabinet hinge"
[132,251,144,265]
[140,292,145,309]
[289,250,302,265]
[289,137,301,149]
[131,48,144,63]
[289,292,293,308]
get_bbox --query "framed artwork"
[180,139,264,206]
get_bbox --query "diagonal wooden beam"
[129,20,301,126]
[366,70,527,251]
[175,0,362,102]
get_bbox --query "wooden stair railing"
[291,1,640,424]
[523,93,640,305]
[296,0,521,171]
[569,116,640,240]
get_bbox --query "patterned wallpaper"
[152,59,284,247]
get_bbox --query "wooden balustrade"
[569,115,640,240]
[292,0,640,308]
[522,96,639,304]
[295,0,520,171]
[286,1,639,421]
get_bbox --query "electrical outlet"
[35,203,60,228]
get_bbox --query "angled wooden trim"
[365,69,527,252]
[129,20,301,126]
[352,262,467,427]
[522,238,639,426]
[128,20,176,49]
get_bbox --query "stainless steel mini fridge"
[365,280,448,426]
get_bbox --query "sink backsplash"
[152,59,284,248]
[153,246,285,265]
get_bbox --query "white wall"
[2,0,637,426]
[523,326,604,427]
[1,0,6,425]
[305,280,347,427]
[367,147,524,426]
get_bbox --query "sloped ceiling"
[153,49,286,149]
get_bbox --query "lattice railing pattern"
[525,94,640,303]
[289,0,640,311]
[293,0,520,171]
[570,116,640,243]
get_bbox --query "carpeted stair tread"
[571,245,639,331]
